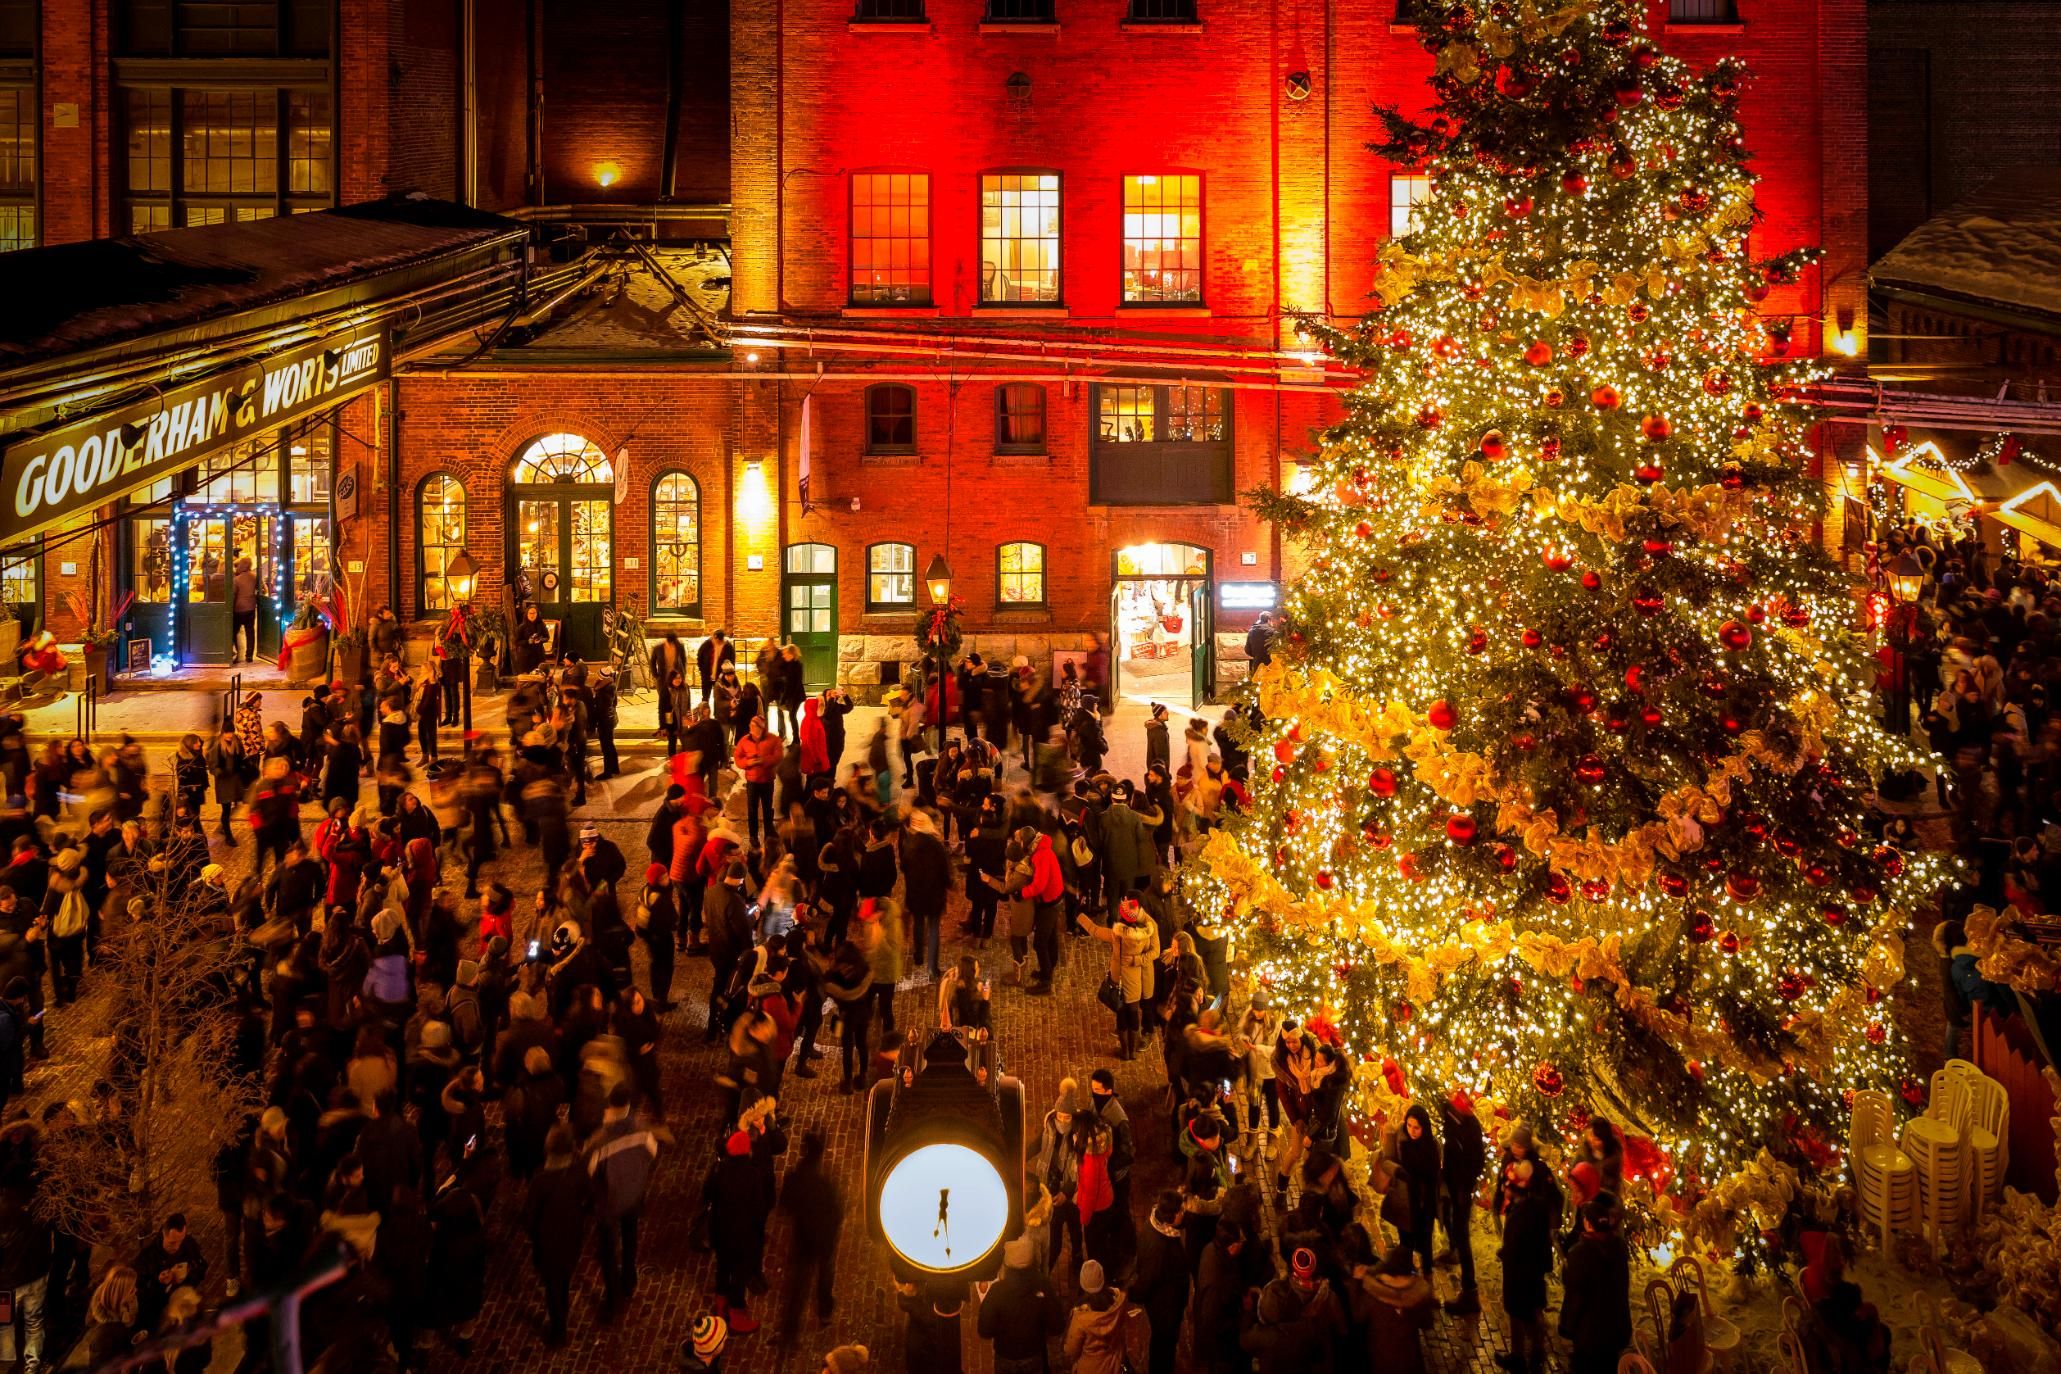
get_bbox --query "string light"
[1196,0,1952,1251]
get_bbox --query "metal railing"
[74,674,96,740]
[220,671,243,735]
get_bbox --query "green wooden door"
[782,543,838,690]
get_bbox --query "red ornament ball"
[1521,627,1544,648]
[1273,738,1298,764]
[1640,414,1673,442]
[1821,904,1848,926]
[1446,814,1478,845]
[1562,173,1589,196]
[1354,520,1374,540]
[1726,870,1761,902]
[1718,620,1753,651]
[1427,700,1458,731]
[1532,1062,1566,1097]
[1314,870,1334,891]
[1524,340,1552,366]
[1547,874,1572,905]
[1778,970,1808,1002]
[1494,844,1518,872]
[1719,930,1742,954]
[1368,767,1398,798]
[1866,1021,1887,1046]
[1660,871,1689,899]
[1581,570,1602,591]
[1574,754,1607,786]
[1542,548,1574,572]
[1590,384,1621,410]
[1688,910,1716,943]
[1634,461,1664,484]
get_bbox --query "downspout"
[660,0,685,200]
[460,0,477,206]
[775,0,786,311]
[1322,0,1335,319]
[525,0,545,206]
[386,380,402,615]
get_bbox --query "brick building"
[2,0,1867,704]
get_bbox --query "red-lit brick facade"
[14,0,1866,695]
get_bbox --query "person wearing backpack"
[45,848,91,1004]
[1062,1260,1149,1374]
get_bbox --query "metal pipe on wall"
[660,0,685,200]
[460,0,478,206]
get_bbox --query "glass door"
[782,543,838,689]
[1189,579,1215,705]
[123,516,175,670]
[512,495,613,662]
[182,516,230,663]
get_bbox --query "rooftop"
[1873,169,2061,323]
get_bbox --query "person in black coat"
[708,1128,775,1332]
[512,604,550,676]
[1395,1103,1440,1278]
[638,866,679,1010]
[695,630,735,705]
[521,1124,588,1349]
[1558,1194,1633,1374]
[1496,1159,1560,1374]
[775,1129,842,1340]
[1130,1192,1191,1374]
[899,813,951,978]
[1437,1090,1487,1315]
[428,1159,489,1353]
[978,1234,1065,1373]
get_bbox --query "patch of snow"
[1872,167,2061,320]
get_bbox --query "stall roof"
[0,195,529,370]
[1872,170,2061,324]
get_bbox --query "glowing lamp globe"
[445,548,480,604]
[924,553,955,607]
[1889,552,1924,606]
[877,1143,1011,1274]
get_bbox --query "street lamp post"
[1886,550,1925,736]
[924,552,953,752]
[446,549,480,737]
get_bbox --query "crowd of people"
[0,595,1953,1374]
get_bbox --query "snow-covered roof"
[0,196,527,368]
[1873,169,2061,322]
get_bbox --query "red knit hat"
[644,862,667,886]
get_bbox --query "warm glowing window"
[417,473,467,613]
[981,172,1061,304]
[120,84,331,231]
[195,440,277,504]
[512,433,614,484]
[851,172,931,305]
[293,518,331,598]
[1099,386,1154,443]
[288,422,330,504]
[652,472,703,616]
[1390,173,1432,238]
[1122,174,1202,304]
[867,542,916,610]
[0,552,35,606]
[865,385,917,454]
[995,384,1047,455]
[1167,386,1226,442]
[131,518,173,604]
[998,542,1046,606]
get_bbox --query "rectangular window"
[568,499,612,604]
[0,87,33,252]
[1098,385,1154,444]
[1128,0,1198,18]
[116,0,333,57]
[132,518,174,603]
[986,0,1054,17]
[1390,174,1432,238]
[292,517,331,598]
[1668,0,1736,20]
[866,386,917,455]
[1122,174,1202,304]
[995,384,1047,455]
[853,0,925,16]
[195,440,278,504]
[1090,384,1234,505]
[288,422,331,505]
[868,544,915,609]
[981,172,1062,305]
[998,543,1046,606]
[0,553,35,605]
[850,172,931,306]
[121,85,332,230]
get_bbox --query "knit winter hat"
[1053,1077,1080,1117]
[371,909,402,945]
[1078,1260,1105,1294]
[1004,1237,1035,1269]
[691,1315,728,1359]
[823,1346,871,1374]
[644,863,668,886]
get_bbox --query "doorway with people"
[1109,542,1213,709]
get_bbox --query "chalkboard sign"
[126,638,151,674]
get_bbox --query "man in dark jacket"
[1438,1089,1487,1315]
[522,1123,588,1349]
[1497,1160,1560,1374]
[134,1212,210,1331]
[977,1234,1064,1374]
[775,1129,842,1341]
[696,630,735,705]
[1130,1192,1190,1374]
[1243,613,1273,669]
[1558,1194,1633,1374]
[701,862,753,1041]
[585,1084,658,1322]
[900,813,951,978]
[1194,1218,1254,1374]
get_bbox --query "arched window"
[651,472,702,616]
[511,432,614,484]
[997,541,1046,607]
[865,384,916,455]
[866,541,915,610]
[416,473,466,613]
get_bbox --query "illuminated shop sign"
[0,328,387,542]
[1217,580,1278,610]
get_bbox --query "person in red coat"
[798,697,830,778]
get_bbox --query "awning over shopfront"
[1876,429,2061,552]
[0,195,530,546]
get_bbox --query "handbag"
[1096,974,1124,1014]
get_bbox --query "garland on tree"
[1187,0,1952,1251]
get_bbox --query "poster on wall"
[334,465,359,521]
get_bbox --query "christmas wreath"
[915,595,965,660]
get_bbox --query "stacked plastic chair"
[1668,1256,1740,1369]
[1899,1112,1966,1252]
[1925,1059,2010,1219]
[1848,1088,1917,1251]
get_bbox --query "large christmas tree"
[1200,0,1948,1245]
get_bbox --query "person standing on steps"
[696,629,735,706]
[231,557,259,663]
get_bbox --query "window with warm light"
[997,542,1046,607]
[0,552,36,608]
[195,440,278,504]
[865,384,917,455]
[287,422,331,504]
[119,83,332,232]
[416,473,467,614]
[0,87,35,252]
[1390,173,1432,238]
[851,172,931,305]
[512,433,615,484]
[995,384,1047,455]
[652,472,703,616]
[981,172,1062,305]
[131,518,174,604]
[867,542,916,610]
[1091,383,1234,505]
[1122,174,1202,304]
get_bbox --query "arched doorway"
[508,433,615,661]
[1110,541,1213,707]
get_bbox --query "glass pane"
[568,499,612,604]
[132,518,173,604]
[186,519,226,603]
[790,585,808,608]
[230,512,268,605]
[851,171,931,305]
[181,89,277,198]
[0,554,33,603]
[1099,385,1154,442]
[812,610,831,633]
[419,473,465,611]
[125,88,171,193]
[789,609,807,633]
[0,88,34,196]
[287,90,331,196]
[813,584,833,607]
[518,500,560,591]
[513,432,613,484]
[653,473,699,611]
[980,172,1061,303]
[289,423,331,504]
[195,439,276,504]
[1122,174,1202,303]
[293,517,331,599]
